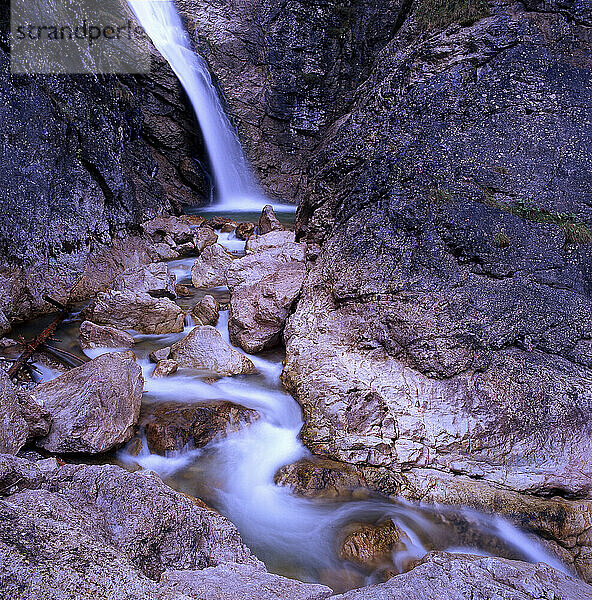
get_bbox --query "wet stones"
[193,226,219,254]
[79,320,135,350]
[152,359,179,378]
[192,295,220,326]
[235,222,256,240]
[142,401,259,454]
[34,351,143,454]
[258,205,284,235]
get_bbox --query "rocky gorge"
[1,0,592,598]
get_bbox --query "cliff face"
[0,32,209,327]
[178,0,406,200]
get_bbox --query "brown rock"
[208,216,236,230]
[169,326,255,376]
[221,222,237,233]
[258,205,284,234]
[191,244,234,288]
[143,401,258,454]
[175,284,193,297]
[193,226,219,254]
[79,320,135,350]
[152,359,178,378]
[339,521,404,569]
[235,222,256,240]
[192,295,220,326]
[34,351,143,454]
[149,347,171,363]
[90,290,185,335]
[179,214,206,227]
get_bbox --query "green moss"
[482,194,592,246]
[492,232,510,248]
[415,0,490,31]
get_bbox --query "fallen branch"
[7,295,71,379]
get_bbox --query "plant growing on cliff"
[415,0,490,30]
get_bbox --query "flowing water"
[127,0,296,214]
[4,227,572,592]
[7,1,571,591]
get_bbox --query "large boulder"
[191,244,234,288]
[34,351,143,453]
[169,326,255,377]
[0,455,260,596]
[79,320,135,350]
[258,205,284,234]
[227,242,306,353]
[142,216,193,246]
[111,262,177,299]
[89,290,185,334]
[0,372,50,454]
[142,401,259,454]
[245,230,296,253]
[331,552,592,600]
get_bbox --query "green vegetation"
[415,0,490,31]
[492,232,510,248]
[483,195,592,246]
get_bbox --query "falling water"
[127,0,295,213]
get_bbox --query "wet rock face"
[178,0,405,200]
[0,33,209,326]
[331,552,592,600]
[283,0,592,506]
[142,401,259,454]
[34,351,143,454]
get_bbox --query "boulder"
[331,552,592,600]
[192,295,220,326]
[142,216,193,246]
[142,401,258,454]
[161,563,331,600]
[169,326,255,377]
[0,372,50,454]
[149,347,171,363]
[90,290,185,335]
[193,226,218,254]
[259,205,284,234]
[208,216,237,231]
[111,262,176,299]
[221,222,237,233]
[0,455,259,588]
[338,521,405,570]
[235,222,256,241]
[152,359,178,378]
[153,243,180,261]
[191,244,234,288]
[79,320,135,350]
[227,243,306,353]
[179,215,206,227]
[245,230,296,253]
[34,351,143,454]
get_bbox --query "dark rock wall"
[0,11,210,326]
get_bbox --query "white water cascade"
[113,234,571,590]
[127,0,294,213]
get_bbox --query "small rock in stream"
[149,347,171,363]
[191,244,234,288]
[193,226,219,254]
[79,320,135,350]
[192,295,220,326]
[152,359,178,378]
[235,222,256,240]
[258,205,284,234]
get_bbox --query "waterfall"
[127,0,290,212]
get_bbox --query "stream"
[7,215,572,593]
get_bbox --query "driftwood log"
[7,295,72,379]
